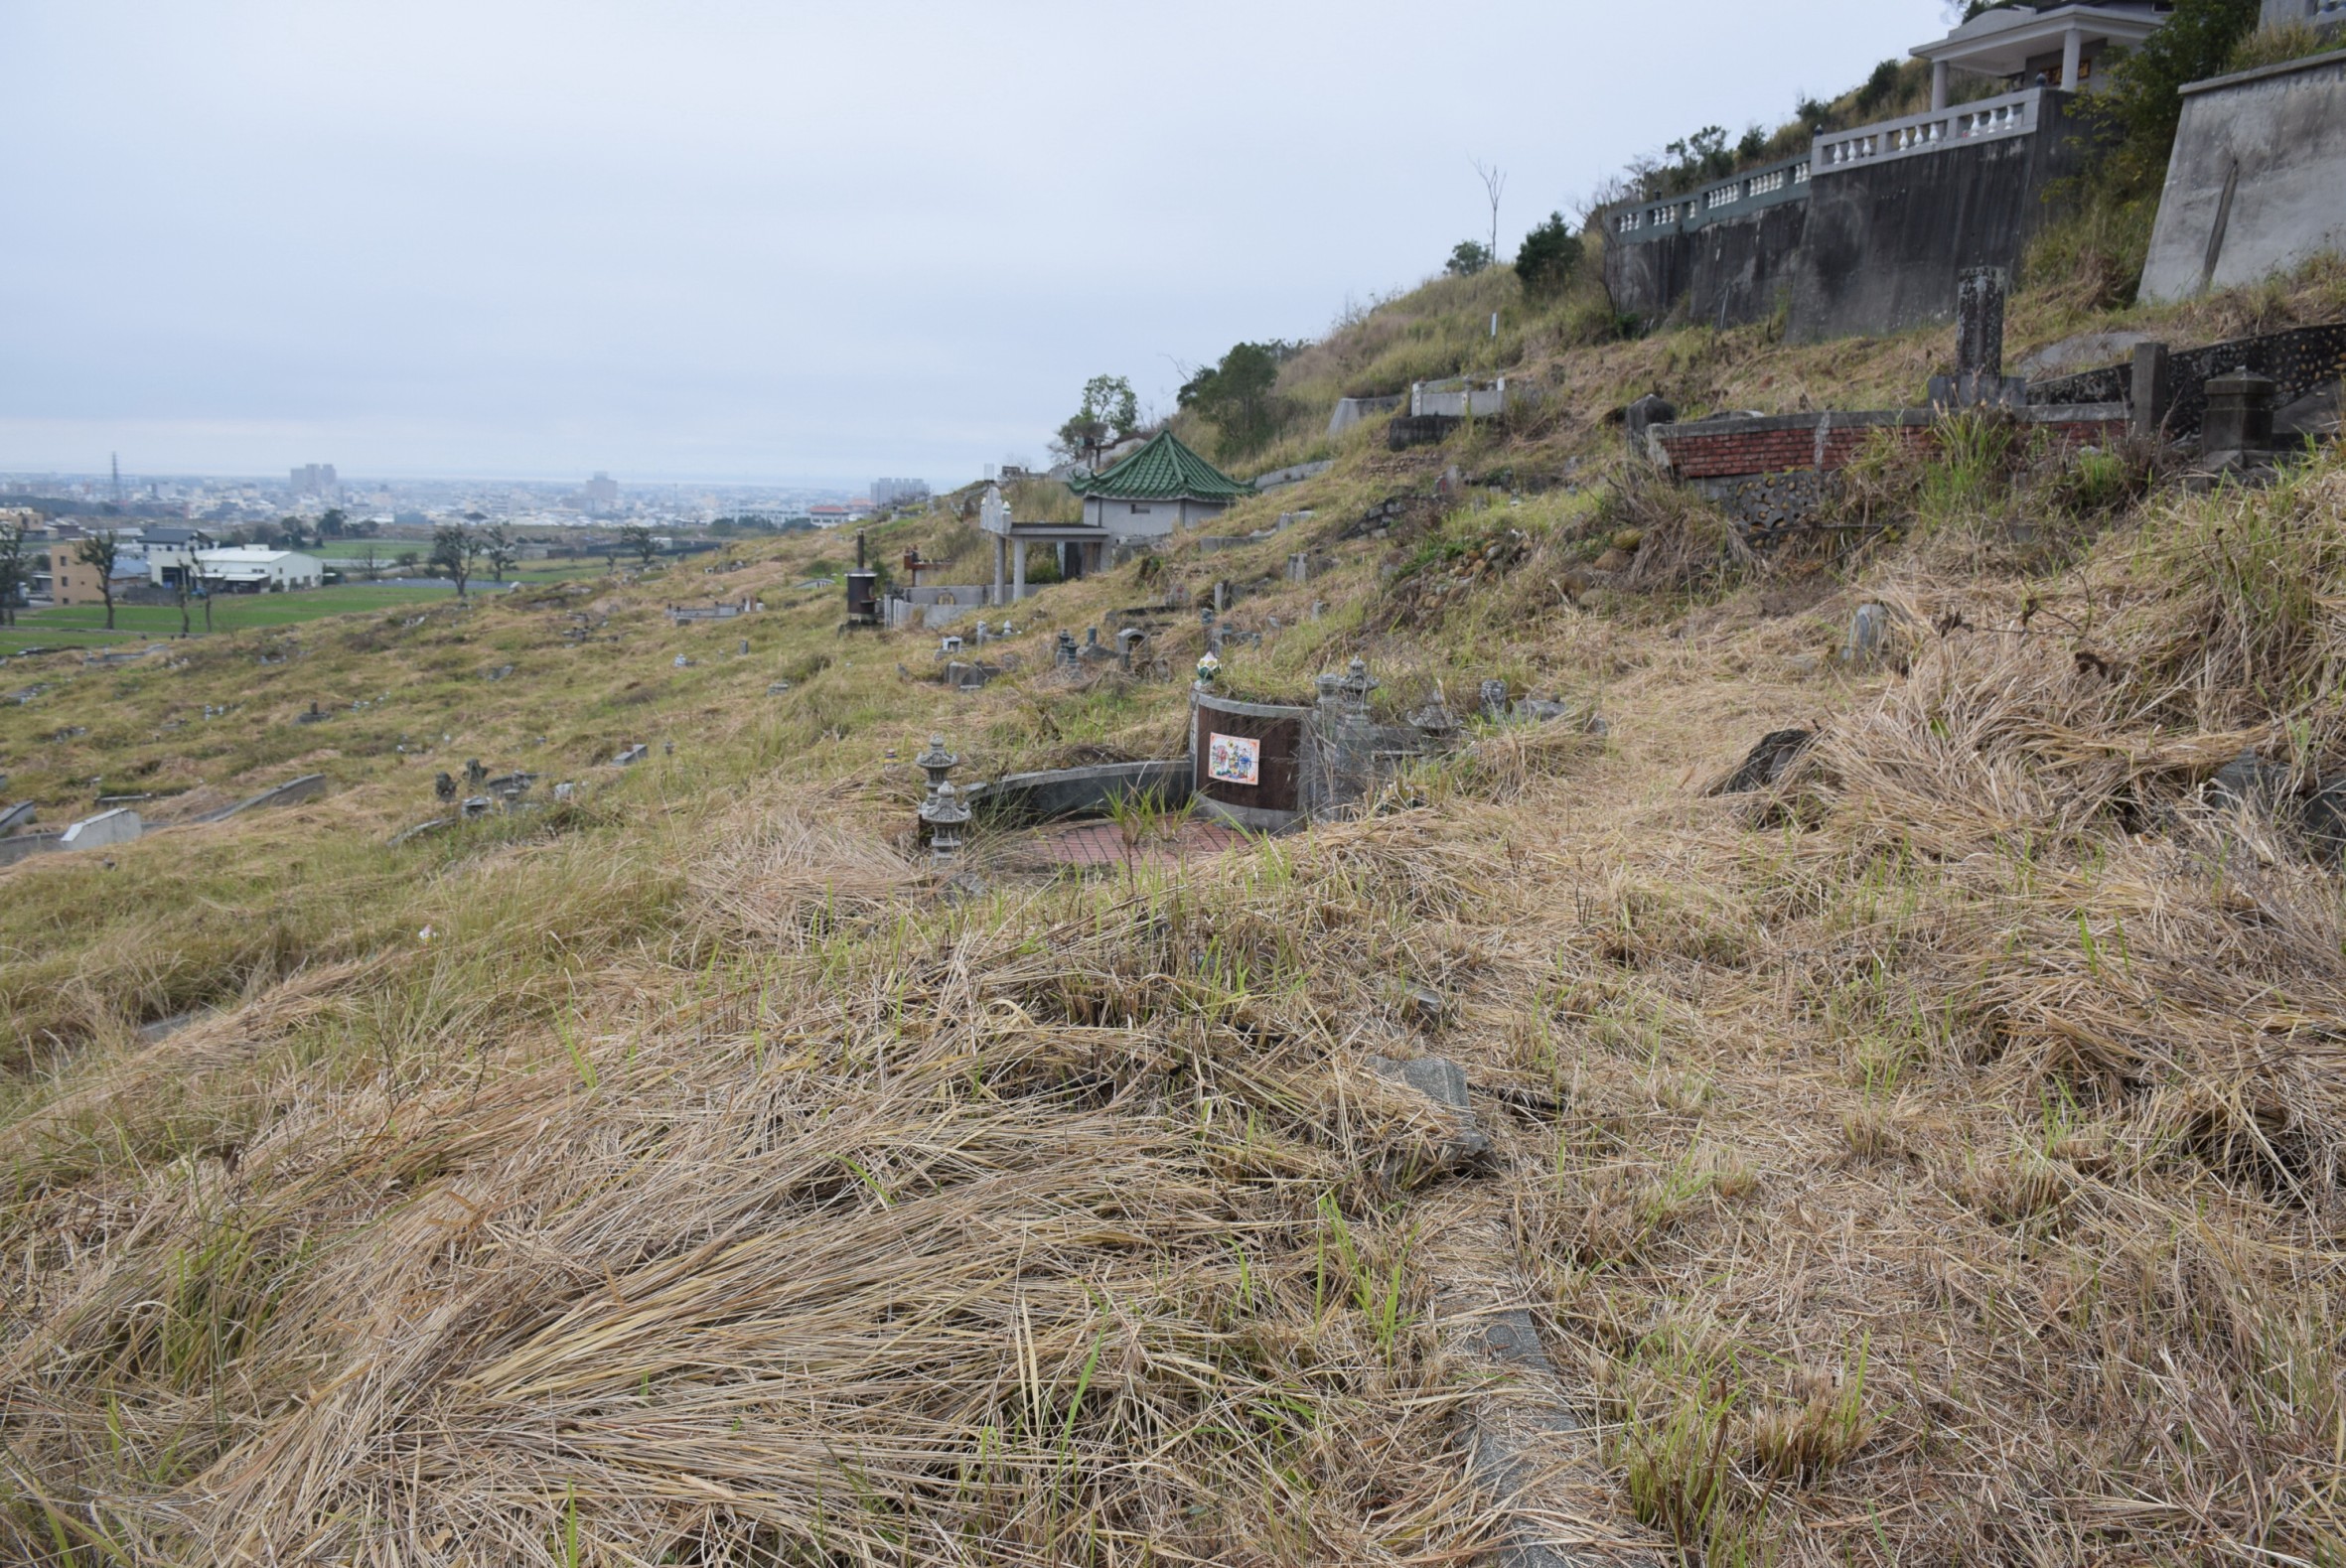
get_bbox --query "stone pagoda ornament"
[920,782,971,867]
[914,733,958,802]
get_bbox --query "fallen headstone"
[1364,1054,1492,1170]
[1714,729,1815,794]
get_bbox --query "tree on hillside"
[430,524,483,598]
[1051,374,1142,467]
[1472,159,1506,272]
[1445,240,1492,277]
[1516,212,1585,298]
[356,541,380,582]
[0,514,30,628]
[73,531,125,630]
[2086,0,2261,194]
[1178,343,1296,460]
[483,523,516,583]
[620,523,658,569]
[170,529,214,638]
[396,549,422,576]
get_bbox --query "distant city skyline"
[1,0,1945,483]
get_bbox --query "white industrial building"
[194,546,325,592]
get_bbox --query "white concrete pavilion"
[1914,2,2172,109]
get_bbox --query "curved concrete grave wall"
[962,760,1192,824]
[194,773,329,823]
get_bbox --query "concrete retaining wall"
[1327,396,1401,438]
[1789,93,2098,343]
[1605,200,1809,332]
[2142,51,2346,302]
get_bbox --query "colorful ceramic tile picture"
[1207,731,1260,786]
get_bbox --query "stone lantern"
[914,733,957,801]
[920,782,971,866]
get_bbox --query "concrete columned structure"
[1914,1,2169,108]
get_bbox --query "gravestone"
[1938,269,2028,409]
[1843,604,1889,667]
[1625,393,1678,458]
[611,743,648,767]
[1054,631,1079,667]
[465,758,488,789]
[460,796,492,819]
[295,701,327,724]
[434,772,458,803]
[1117,627,1146,670]
[1479,679,1510,722]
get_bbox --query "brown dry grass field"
[4,258,2345,1566]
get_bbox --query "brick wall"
[1654,406,2126,483]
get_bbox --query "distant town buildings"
[290,463,339,497]
[872,477,931,509]
[193,546,324,591]
[585,473,621,516]
[52,549,152,607]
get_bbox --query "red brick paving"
[1038,819,1244,867]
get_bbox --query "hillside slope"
[4,261,2346,1566]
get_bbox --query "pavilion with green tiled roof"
[1070,429,1254,503]
[980,431,1256,601]
[1067,429,1253,542]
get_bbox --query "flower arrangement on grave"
[1194,650,1221,686]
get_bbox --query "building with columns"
[1913,2,2172,109]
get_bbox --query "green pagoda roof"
[1068,429,1254,501]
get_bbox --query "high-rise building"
[585,473,621,516]
[872,477,931,509]
[290,463,339,497]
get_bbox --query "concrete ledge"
[1194,796,1298,834]
[963,760,1192,823]
[0,831,64,867]
[196,773,329,824]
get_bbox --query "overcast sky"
[0,1,1950,489]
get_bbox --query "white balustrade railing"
[1813,86,2044,173]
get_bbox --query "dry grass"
[6,277,2346,1566]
